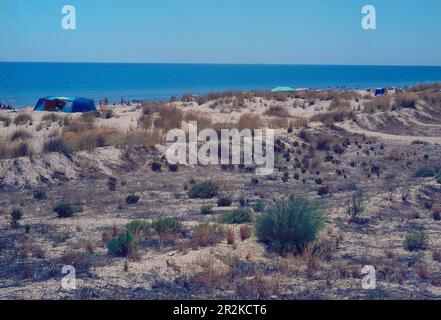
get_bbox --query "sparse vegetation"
[14,114,32,126]
[107,230,136,257]
[151,217,182,235]
[10,208,23,228]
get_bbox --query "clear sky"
[1,0,440,65]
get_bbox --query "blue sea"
[1,62,441,108]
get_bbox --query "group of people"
[0,102,14,110]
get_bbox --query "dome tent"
[34,96,96,113]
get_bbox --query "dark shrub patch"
[151,162,162,172]
[33,189,47,200]
[318,186,329,196]
[126,194,140,205]
[200,205,213,215]
[54,203,82,218]
[43,138,71,154]
[217,197,233,207]
[415,167,435,178]
[404,232,428,252]
[188,180,220,199]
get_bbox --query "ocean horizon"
[1,62,441,108]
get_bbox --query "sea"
[1,62,441,108]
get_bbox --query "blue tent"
[375,88,386,96]
[34,96,96,113]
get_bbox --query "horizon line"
[1,61,441,68]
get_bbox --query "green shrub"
[54,202,82,218]
[253,199,265,213]
[107,230,135,257]
[404,232,428,252]
[255,195,325,255]
[125,220,150,236]
[188,180,220,199]
[200,205,213,215]
[436,173,441,185]
[33,189,47,200]
[220,208,252,224]
[415,167,435,178]
[217,197,233,207]
[151,217,182,235]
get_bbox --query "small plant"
[125,220,151,238]
[404,232,428,252]
[240,225,252,240]
[347,190,365,223]
[255,195,325,255]
[220,208,252,224]
[252,199,265,213]
[54,203,82,218]
[10,208,23,228]
[412,140,429,146]
[188,180,220,199]
[436,173,441,185]
[151,217,182,235]
[108,176,117,191]
[226,228,235,245]
[24,225,30,233]
[432,209,441,221]
[107,230,136,257]
[217,197,233,207]
[126,194,140,205]
[415,167,435,178]
[317,186,329,196]
[33,189,47,200]
[200,205,213,215]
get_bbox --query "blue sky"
[0,0,440,65]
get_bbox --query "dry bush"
[62,127,122,151]
[433,250,441,263]
[415,262,430,280]
[315,134,334,151]
[363,96,392,113]
[339,90,360,100]
[192,223,225,248]
[226,228,235,245]
[239,225,251,240]
[264,105,290,118]
[41,113,63,124]
[289,117,309,129]
[267,117,289,129]
[212,122,238,134]
[183,111,213,131]
[238,113,262,131]
[310,108,354,124]
[236,273,278,299]
[329,98,351,111]
[123,129,163,148]
[10,129,32,141]
[63,118,95,133]
[387,149,404,161]
[188,257,230,292]
[310,155,322,170]
[14,113,33,126]
[154,105,183,132]
[394,93,418,109]
[0,115,11,127]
